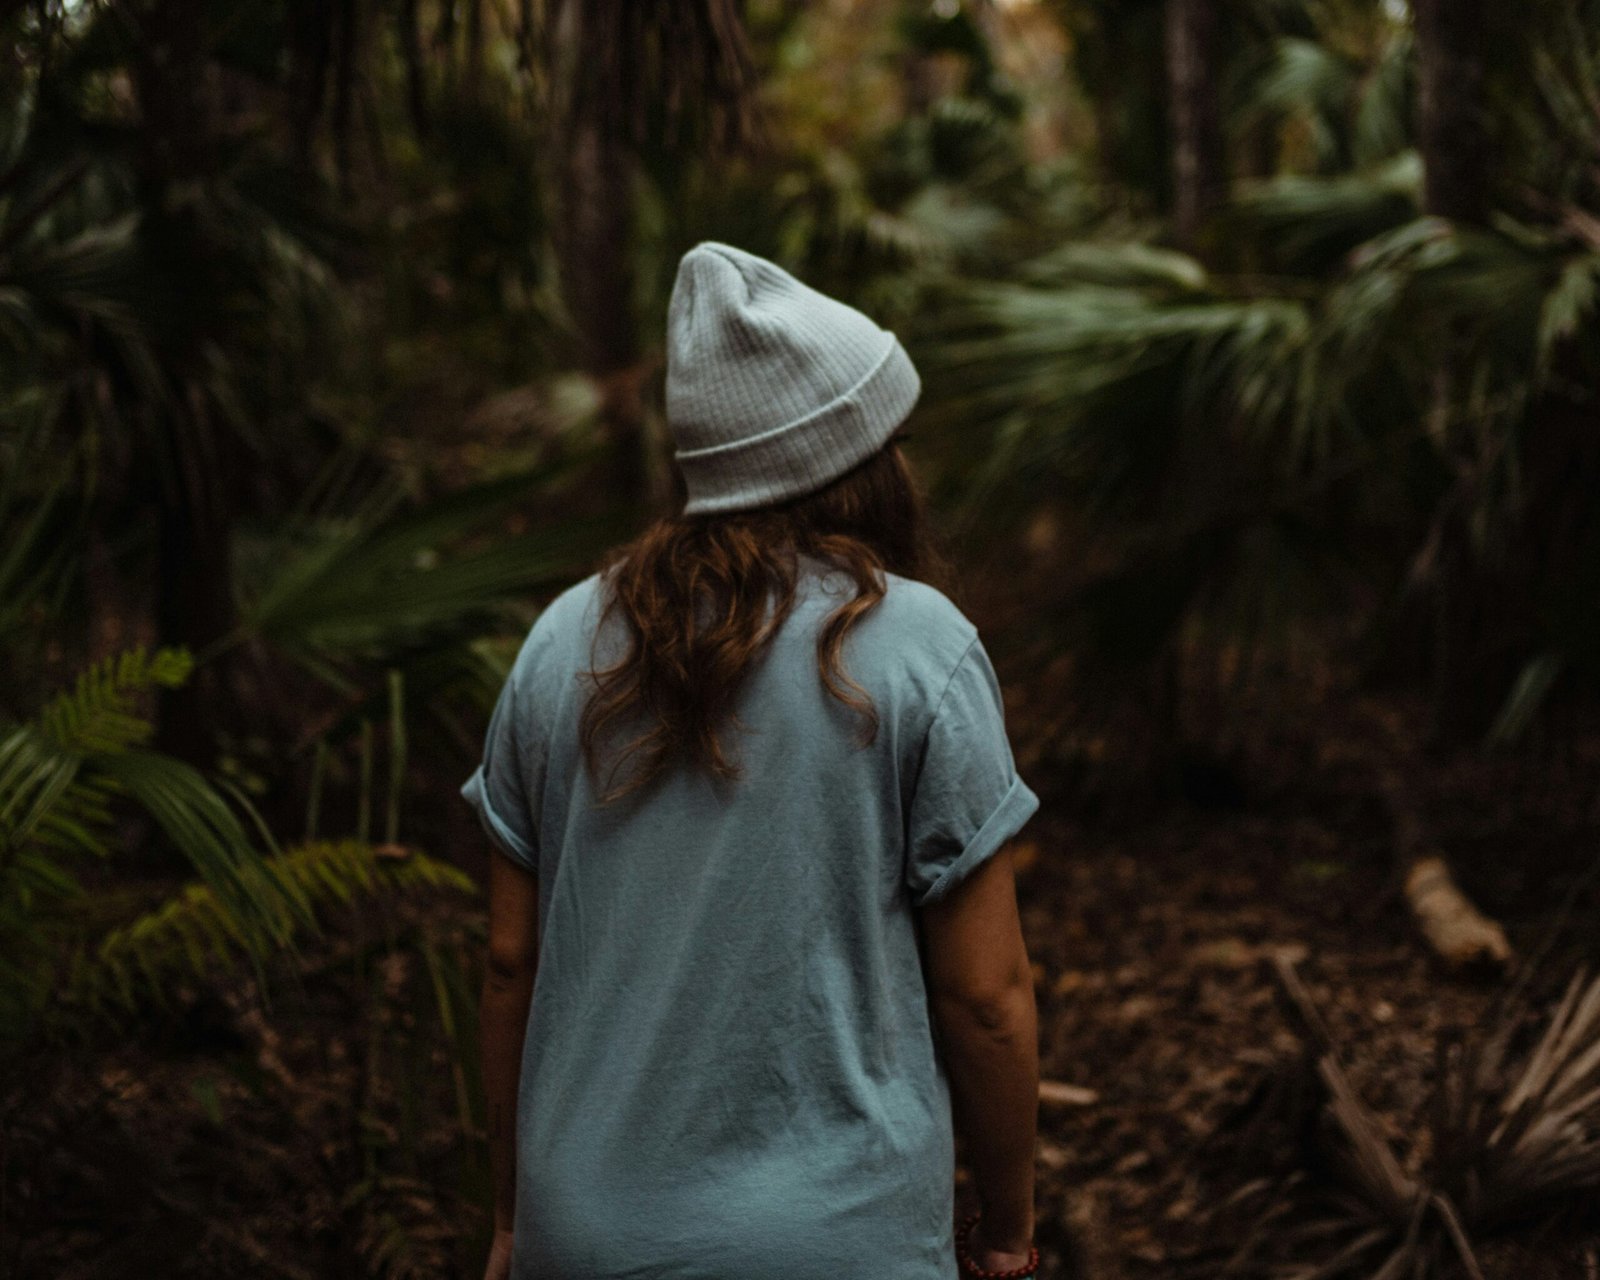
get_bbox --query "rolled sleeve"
[461,669,542,873]
[904,636,1040,907]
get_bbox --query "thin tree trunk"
[538,1,761,517]
[1414,0,1493,732]
[557,112,646,510]
[1413,0,1488,223]
[132,0,240,764]
[1164,0,1224,251]
[399,0,428,133]
[152,395,240,765]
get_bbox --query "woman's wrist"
[978,1226,1033,1255]
[975,1205,1034,1254]
[956,1213,1038,1278]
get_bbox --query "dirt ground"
[7,636,1600,1279]
[1003,678,1600,1279]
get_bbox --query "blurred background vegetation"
[4,1,1599,1277]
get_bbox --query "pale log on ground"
[1403,855,1513,971]
[1381,767,1513,971]
[1039,1080,1099,1107]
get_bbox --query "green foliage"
[2,648,192,876]
[926,132,1600,733]
[1234,28,1414,176]
[1,645,481,1053]
[0,648,310,1038]
[35,648,193,754]
[6,1,1600,1274]
[78,840,475,1018]
[239,461,615,684]
[1230,150,1421,272]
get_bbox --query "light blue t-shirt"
[461,557,1040,1280]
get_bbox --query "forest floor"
[1003,678,1600,1280]
[9,611,1600,1279]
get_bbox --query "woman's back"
[464,557,1038,1278]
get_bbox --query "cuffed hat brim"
[676,334,920,516]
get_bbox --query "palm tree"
[1,0,350,757]
[929,0,1600,741]
[2,0,635,760]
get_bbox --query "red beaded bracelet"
[954,1213,1039,1279]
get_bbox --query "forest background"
[4,1,1600,1276]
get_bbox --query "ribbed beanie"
[664,242,922,516]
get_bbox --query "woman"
[464,242,1042,1279]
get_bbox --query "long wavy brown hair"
[579,434,951,803]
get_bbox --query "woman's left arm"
[479,850,540,1275]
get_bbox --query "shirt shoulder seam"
[923,632,982,741]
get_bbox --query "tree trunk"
[131,0,240,764]
[1164,0,1224,251]
[1413,0,1488,223]
[1413,0,1495,733]
[539,2,762,516]
[556,106,647,511]
[154,426,238,765]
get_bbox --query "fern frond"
[0,649,327,1042]
[35,647,192,756]
[75,841,475,1016]
[94,748,313,953]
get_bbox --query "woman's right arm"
[919,840,1039,1268]
[479,849,540,1278]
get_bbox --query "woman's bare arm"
[919,841,1039,1257]
[480,851,540,1237]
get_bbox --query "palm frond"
[0,648,193,868]
[1230,151,1421,272]
[927,259,1316,515]
[922,196,1600,722]
[239,461,619,681]
[1217,958,1600,1279]
[1238,37,1362,171]
[96,748,310,952]
[1442,969,1600,1225]
[1017,241,1209,290]
[1352,30,1414,169]
[0,444,78,661]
